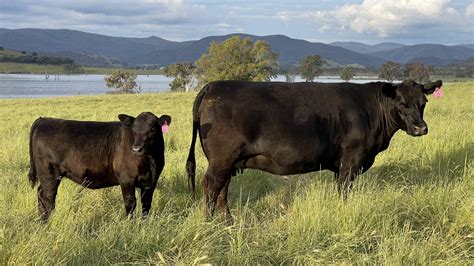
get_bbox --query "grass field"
[0,82,472,264]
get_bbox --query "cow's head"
[382,79,442,137]
[118,112,172,156]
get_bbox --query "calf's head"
[382,79,442,137]
[118,112,172,155]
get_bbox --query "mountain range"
[1,28,473,68]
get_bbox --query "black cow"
[186,79,442,219]
[28,112,171,221]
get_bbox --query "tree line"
[0,54,74,65]
[0,49,85,74]
[104,36,442,93]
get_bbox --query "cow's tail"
[186,84,209,197]
[28,118,41,188]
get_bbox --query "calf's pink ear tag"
[433,87,443,98]
[161,121,169,133]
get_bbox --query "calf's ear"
[159,115,172,126]
[118,114,135,127]
[422,80,442,94]
[381,83,397,99]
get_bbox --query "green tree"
[379,61,402,82]
[104,70,138,93]
[284,65,298,83]
[164,62,195,92]
[299,54,325,82]
[195,36,278,86]
[340,67,354,82]
[404,63,431,83]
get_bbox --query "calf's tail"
[28,118,41,188]
[186,84,209,196]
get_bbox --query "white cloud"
[466,3,474,16]
[1,0,472,43]
[0,0,213,39]
[279,0,463,37]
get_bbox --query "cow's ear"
[381,83,397,99]
[118,114,135,127]
[158,115,172,126]
[422,80,442,95]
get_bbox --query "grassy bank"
[0,62,165,75]
[0,83,472,264]
[0,62,66,74]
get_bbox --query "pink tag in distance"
[161,122,169,133]
[433,87,443,98]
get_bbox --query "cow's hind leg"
[37,175,61,221]
[217,178,232,223]
[202,164,231,219]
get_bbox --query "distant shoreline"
[0,62,166,75]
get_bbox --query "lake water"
[0,74,173,98]
[0,74,383,98]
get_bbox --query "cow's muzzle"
[411,125,428,136]
[132,145,145,156]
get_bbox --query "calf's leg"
[140,187,155,218]
[120,183,136,217]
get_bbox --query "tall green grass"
[0,83,472,264]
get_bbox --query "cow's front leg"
[337,150,364,201]
[140,187,155,218]
[120,183,136,217]
[337,167,360,201]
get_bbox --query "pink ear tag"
[433,87,443,98]
[161,121,169,133]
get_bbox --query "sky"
[1,0,473,44]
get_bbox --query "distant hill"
[450,56,474,67]
[137,34,384,67]
[370,44,474,64]
[330,42,406,54]
[0,28,181,65]
[0,48,23,56]
[0,28,384,67]
[1,28,473,67]
[406,57,460,66]
[40,51,125,67]
[456,44,474,50]
[0,47,75,65]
